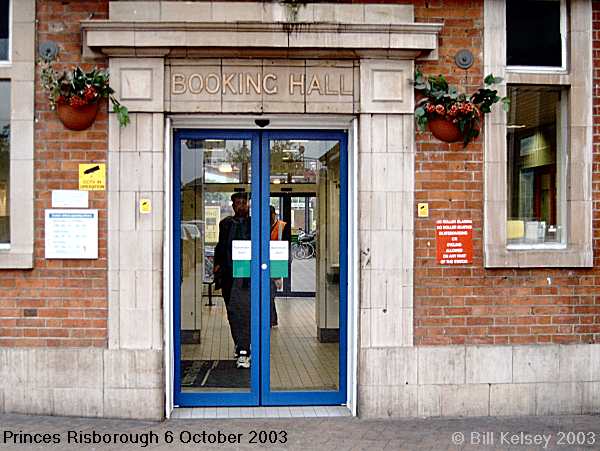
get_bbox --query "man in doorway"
[214,192,252,369]
[270,205,291,328]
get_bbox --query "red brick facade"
[0,0,599,347]
[0,1,109,347]
[414,0,600,345]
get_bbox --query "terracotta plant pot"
[427,117,463,143]
[414,91,427,104]
[56,102,99,131]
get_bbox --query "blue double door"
[174,129,348,407]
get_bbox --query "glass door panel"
[269,195,316,296]
[174,129,347,407]
[262,132,347,404]
[175,131,259,406]
[289,195,317,294]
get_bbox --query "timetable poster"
[45,209,99,259]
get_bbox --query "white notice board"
[45,209,98,259]
[269,240,289,261]
[51,190,89,208]
[231,240,252,260]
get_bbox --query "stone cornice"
[81,20,442,58]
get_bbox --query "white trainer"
[236,351,250,369]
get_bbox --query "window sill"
[506,65,568,74]
[0,243,10,250]
[507,243,567,251]
[485,245,592,268]
[0,250,33,268]
[504,71,570,86]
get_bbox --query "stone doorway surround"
[81,1,441,419]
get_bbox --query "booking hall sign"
[436,219,473,265]
[171,69,353,97]
[167,62,356,113]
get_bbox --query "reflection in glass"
[269,139,340,392]
[290,196,316,293]
[179,138,253,392]
[506,86,563,245]
[0,81,10,243]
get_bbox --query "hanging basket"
[427,117,463,143]
[56,101,99,131]
[415,91,427,104]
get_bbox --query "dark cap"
[231,192,249,202]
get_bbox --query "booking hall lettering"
[171,70,354,96]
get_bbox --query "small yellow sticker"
[417,203,429,218]
[79,164,106,191]
[140,198,152,214]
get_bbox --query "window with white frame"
[483,0,593,268]
[0,0,35,267]
[504,0,569,249]
[0,80,8,243]
[0,0,9,61]
[506,0,566,69]
[506,85,566,248]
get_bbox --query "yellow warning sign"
[417,203,429,218]
[140,199,152,214]
[79,164,106,191]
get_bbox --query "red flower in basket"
[69,95,87,108]
[83,86,97,102]
[412,70,510,146]
[40,61,130,130]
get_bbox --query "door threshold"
[171,406,352,419]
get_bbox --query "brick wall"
[0,0,109,347]
[413,0,600,345]
[1,0,599,348]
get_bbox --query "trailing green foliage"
[40,61,129,127]
[413,69,510,146]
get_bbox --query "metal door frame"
[172,128,348,407]
[260,130,348,406]
[173,129,261,407]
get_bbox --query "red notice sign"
[436,219,473,265]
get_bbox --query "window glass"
[506,86,563,246]
[0,0,8,61]
[506,0,562,67]
[0,80,9,243]
[179,138,254,393]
